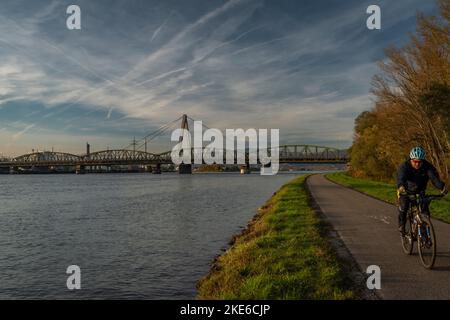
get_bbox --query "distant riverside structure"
[0,115,348,174]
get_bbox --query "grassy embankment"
[197,175,357,300]
[326,172,450,223]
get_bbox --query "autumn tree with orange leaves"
[350,0,450,182]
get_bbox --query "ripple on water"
[0,173,299,299]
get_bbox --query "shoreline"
[196,175,363,300]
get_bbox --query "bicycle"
[400,192,444,269]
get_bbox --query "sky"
[0,0,439,156]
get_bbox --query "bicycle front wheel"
[401,217,413,255]
[417,215,436,269]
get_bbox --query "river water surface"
[0,172,306,299]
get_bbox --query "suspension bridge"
[0,115,348,174]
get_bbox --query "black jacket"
[397,160,445,193]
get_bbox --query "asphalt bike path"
[307,174,450,299]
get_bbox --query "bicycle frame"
[408,195,425,226]
[402,192,444,269]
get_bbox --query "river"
[0,172,313,299]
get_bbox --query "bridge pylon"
[178,114,192,174]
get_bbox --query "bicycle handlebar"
[405,192,445,201]
[425,194,445,200]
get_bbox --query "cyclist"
[397,146,448,234]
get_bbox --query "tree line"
[349,0,450,183]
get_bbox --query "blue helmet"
[410,147,426,160]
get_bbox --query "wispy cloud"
[12,124,35,142]
[150,11,173,43]
[106,107,113,119]
[0,0,439,155]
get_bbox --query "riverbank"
[326,172,450,223]
[196,175,358,299]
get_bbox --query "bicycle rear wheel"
[401,217,413,255]
[417,215,436,269]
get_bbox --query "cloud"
[150,11,174,43]
[12,123,35,142]
[0,0,439,155]
[106,107,113,119]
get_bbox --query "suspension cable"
[122,116,182,150]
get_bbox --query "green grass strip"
[196,175,357,300]
[326,172,450,223]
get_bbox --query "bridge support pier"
[240,158,251,174]
[75,165,85,174]
[9,166,18,174]
[152,163,161,174]
[240,165,251,174]
[178,164,192,174]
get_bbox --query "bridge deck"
[0,145,348,168]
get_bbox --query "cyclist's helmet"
[409,146,426,160]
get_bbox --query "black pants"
[398,195,430,227]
